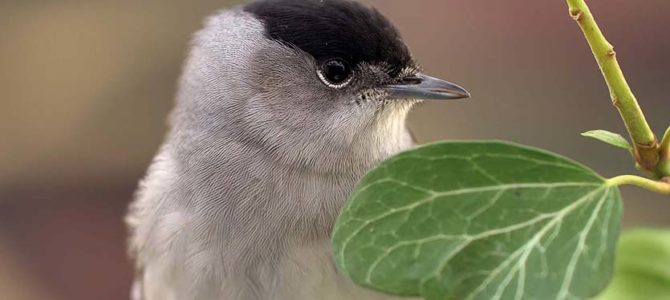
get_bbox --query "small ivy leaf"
[581,130,633,151]
[597,229,670,300]
[332,141,622,300]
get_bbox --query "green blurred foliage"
[598,229,670,300]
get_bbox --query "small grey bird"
[126,0,469,299]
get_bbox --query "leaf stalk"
[607,175,670,195]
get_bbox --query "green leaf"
[332,141,622,300]
[581,130,633,151]
[597,229,670,300]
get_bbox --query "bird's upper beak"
[385,73,470,100]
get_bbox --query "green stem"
[566,0,659,170]
[607,175,670,195]
[661,127,670,158]
[659,127,670,177]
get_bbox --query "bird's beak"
[385,73,470,100]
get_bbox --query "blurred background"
[1,0,668,299]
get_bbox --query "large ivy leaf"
[332,141,622,300]
[597,229,670,300]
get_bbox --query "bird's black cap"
[244,0,413,77]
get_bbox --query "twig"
[566,0,660,170]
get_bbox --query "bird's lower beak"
[385,73,470,100]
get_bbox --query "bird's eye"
[317,59,353,88]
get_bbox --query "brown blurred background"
[1,1,668,299]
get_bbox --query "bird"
[126,0,469,299]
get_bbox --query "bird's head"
[170,0,469,172]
